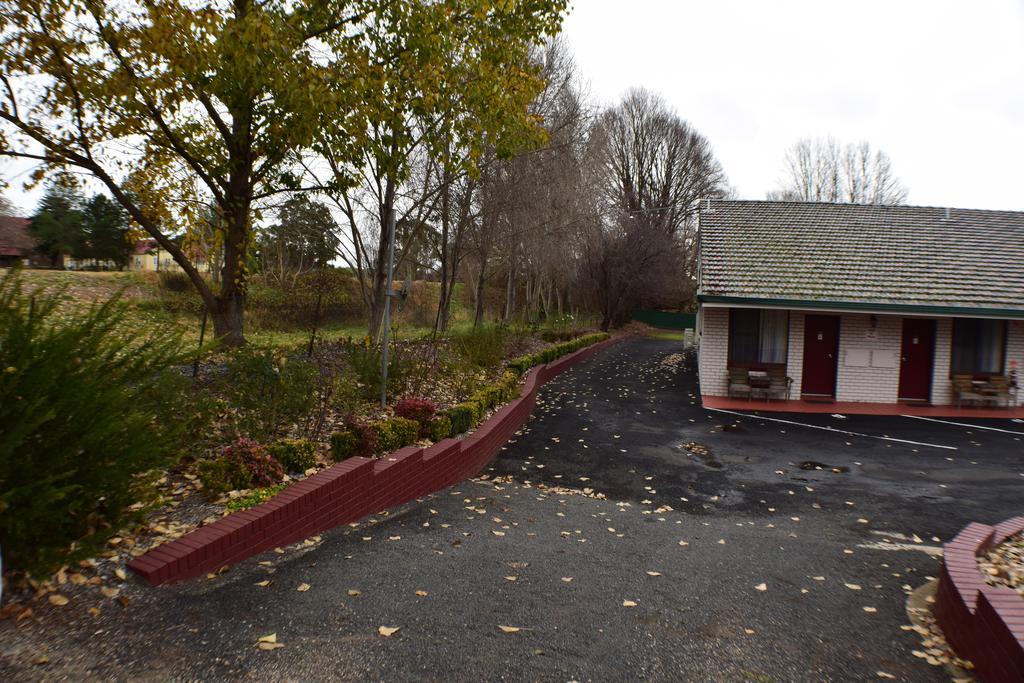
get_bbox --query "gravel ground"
[2,336,1022,681]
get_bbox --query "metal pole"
[380,208,396,408]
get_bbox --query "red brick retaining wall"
[129,336,619,585]
[933,517,1024,683]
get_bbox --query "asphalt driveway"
[2,336,1021,681]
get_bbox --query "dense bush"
[507,332,609,376]
[223,438,284,488]
[452,324,509,368]
[268,438,318,473]
[371,416,420,453]
[223,346,318,440]
[197,457,250,497]
[445,402,478,435]
[429,415,452,442]
[0,270,187,575]
[329,415,377,461]
[393,398,436,437]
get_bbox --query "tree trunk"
[473,260,487,327]
[211,293,246,346]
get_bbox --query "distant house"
[127,238,216,275]
[0,215,37,267]
[696,200,1023,412]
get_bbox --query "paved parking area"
[2,336,1021,681]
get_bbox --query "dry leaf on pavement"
[378,626,400,637]
[498,625,521,633]
[296,583,310,592]
[48,595,69,607]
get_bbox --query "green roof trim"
[698,294,1024,320]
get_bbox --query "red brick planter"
[933,517,1024,683]
[129,336,620,585]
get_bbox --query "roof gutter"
[697,294,1024,320]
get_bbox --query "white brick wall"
[931,318,953,405]
[1008,321,1024,393]
[832,313,901,402]
[786,311,805,395]
[698,306,1023,405]
[697,307,729,396]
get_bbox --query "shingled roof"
[698,200,1024,317]
[0,215,36,257]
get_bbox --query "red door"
[801,315,839,398]
[898,318,935,402]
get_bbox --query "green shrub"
[371,416,420,453]
[429,415,452,442]
[223,346,318,440]
[268,438,318,473]
[329,415,377,461]
[451,324,509,368]
[507,332,609,376]
[0,270,187,575]
[197,457,251,497]
[329,430,358,461]
[445,403,477,435]
[225,483,288,512]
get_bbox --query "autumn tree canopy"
[0,0,567,344]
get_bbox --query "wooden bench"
[951,374,1018,408]
[727,368,793,401]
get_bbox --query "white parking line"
[900,414,1024,436]
[705,408,958,451]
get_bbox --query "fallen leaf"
[415,590,427,597]
[718,539,726,545]
[844,583,862,591]
[622,599,637,607]
[678,541,689,547]
[492,530,505,536]
[876,673,895,680]
[561,577,573,583]
[114,568,127,581]
[504,575,517,581]
[347,589,361,597]
[296,583,310,592]
[255,580,271,587]
[863,606,877,613]
[645,571,662,577]
[378,626,400,637]
[498,625,520,633]
[99,587,120,599]
[812,576,826,581]
[754,583,767,592]
[48,595,69,607]
[744,628,755,635]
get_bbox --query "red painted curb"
[933,516,1024,682]
[129,336,621,585]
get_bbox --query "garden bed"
[980,532,1024,597]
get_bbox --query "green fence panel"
[632,309,696,330]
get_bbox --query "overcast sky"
[563,0,1024,210]
[4,1,1023,214]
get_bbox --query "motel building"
[695,200,1023,417]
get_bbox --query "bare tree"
[584,89,728,318]
[769,137,908,204]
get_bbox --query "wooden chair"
[983,376,1016,408]
[727,368,752,400]
[767,367,794,401]
[951,374,985,408]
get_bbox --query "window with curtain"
[951,318,1006,374]
[729,309,789,365]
